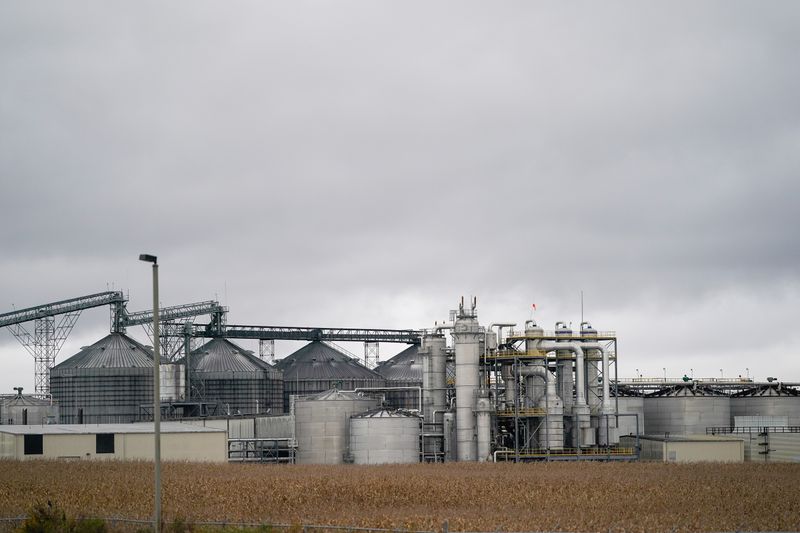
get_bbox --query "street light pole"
[139,254,161,533]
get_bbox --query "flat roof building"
[0,422,227,462]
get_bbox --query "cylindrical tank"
[423,333,447,425]
[0,391,59,425]
[350,408,420,464]
[731,384,800,427]
[453,300,481,461]
[186,338,283,415]
[50,333,157,424]
[644,385,730,436]
[475,389,492,462]
[159,363,186,402]
[443,411,456,462]
[524,321,545,406]
[555,323,574,411]
[581,323,602,413]
[294,389,379,464]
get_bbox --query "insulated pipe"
[535,341,611,411]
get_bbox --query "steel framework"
[193,323,422,344]
[0,292,125,397]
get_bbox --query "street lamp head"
[139,254,157,264]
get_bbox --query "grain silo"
[731,384,800,427]
[0,389,59,425]
[644,384,730,436]
[186,338,284,415]
[350,408,421,464]
[294,389,379,464]
[374,345,421,411]
[50,333,171,424]
[275,341,385,412]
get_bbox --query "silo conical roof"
[52,333,155,370]
[1,394,55,407]
[186,338,273,373]
[374,345,421,382]
[732,384,800,397]
[646,384,729,398]
[276,341,382,380]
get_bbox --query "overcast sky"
[1,1,799,393]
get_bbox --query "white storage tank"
[0,389,59,425]
[731,384,800,427]
[294,389,379,464]
[350,408,420,464]
[644,384,730,436]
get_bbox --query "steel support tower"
[0,292,125,397]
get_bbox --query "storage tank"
[0,389,59,425]
[350,408,420,464]
[50,333,165,424]
[294,389,380,464]
[731,384,800,427]
[276,341,385,412]
[644,384,730,436]
[184,338,283,415]
[374,345,421,411]
[611,385,645,437]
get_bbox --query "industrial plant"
[1,291,798,463]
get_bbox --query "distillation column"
[453,298,481,461]
[555,322,574,445]
[421,331,448,456]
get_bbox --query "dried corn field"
[1,461,799,532]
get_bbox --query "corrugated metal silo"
[0,392,59,425]
[374,345,421,411]
[644,384,730,436]
[275,341,385,412]
[185,338,284,415]
[611,385,644,437]
[294,389,379,464]
[350,408,420,464]
[50,333,169,424]
[731,384,800,427]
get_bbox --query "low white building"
[0,422,227,462]
[621,434,744,463]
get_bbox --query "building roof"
[185,338,274,373]
[0,422,225,435]
[51,333,156,371]
[275,341,382,381]
[374,345,421,383]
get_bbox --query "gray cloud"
[1,1,799,389]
